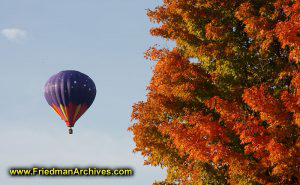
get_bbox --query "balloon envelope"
[44,70,96,127]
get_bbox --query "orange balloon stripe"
[51,107,61,118]
[52,104,65,120]
[51,105,61,117]
[58,106,67,121]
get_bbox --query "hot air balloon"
[44,70,96,134]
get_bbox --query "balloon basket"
[68,128,73,134]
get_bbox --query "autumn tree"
[129,0,300,184]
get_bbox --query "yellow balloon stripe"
[73,105,81,121]
[60,104,68,121]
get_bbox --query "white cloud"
[1,28,27,41]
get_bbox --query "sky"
[0,0,175,184]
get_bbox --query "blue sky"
[0,0,175,184]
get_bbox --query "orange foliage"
[130,0,300,184]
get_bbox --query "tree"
[129,0,300,184]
